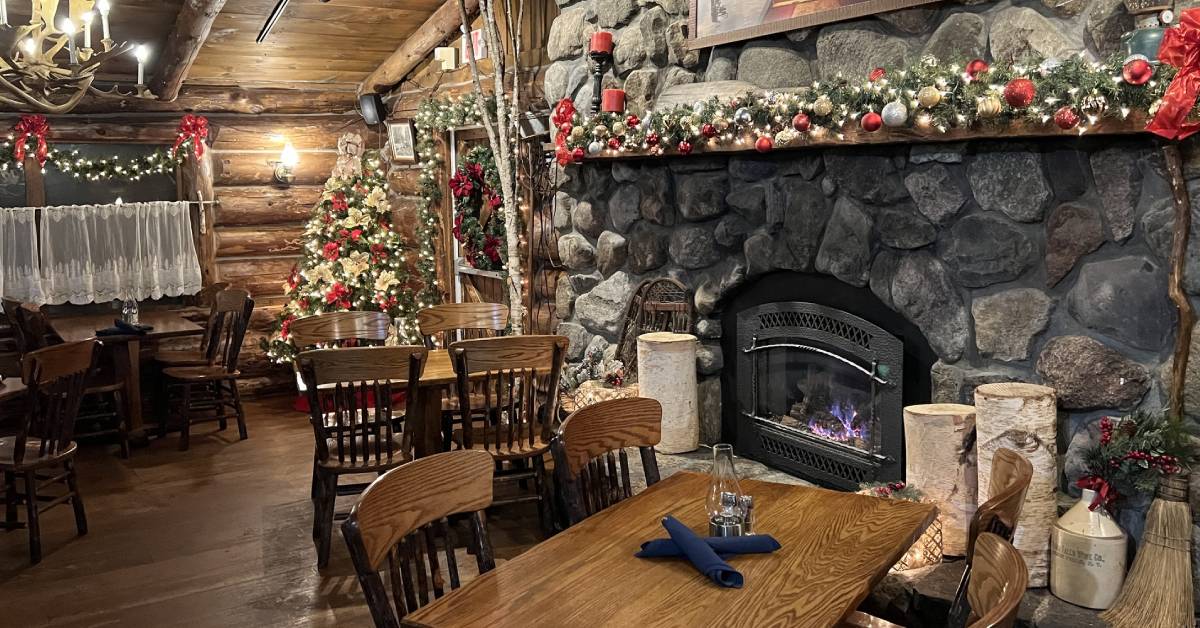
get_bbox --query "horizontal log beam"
[150,0,230,101]
[215,184,324,227]
[215,256,297,297]
[214,151,337,186]
[359,0,480,96]
[208,115,364,151]
[70,86,357,115]
[215,225,305,257]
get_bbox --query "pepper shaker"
[739,495,755,534]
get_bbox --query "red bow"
[1076,476,1117,511]
[1148,9,1200,139]
[13,114,49,167]
[173,114,209,159]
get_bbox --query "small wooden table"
[411,349,458,458]
[403,471,938,628]
[49,311,204,438]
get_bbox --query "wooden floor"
[0,396,543,627]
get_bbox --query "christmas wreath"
[450,146,506,271]
[1077,413,1196,511]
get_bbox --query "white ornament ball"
[735,107,752,124]
[881,101,908,127]
[812,96,833,117]
[693,101,705,113]
[587,141,604,155]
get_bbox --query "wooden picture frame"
[688,0,945,49]
[387,120,416,162]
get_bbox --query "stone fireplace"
[546,0,1198,500]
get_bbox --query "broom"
[1101,473,1194,628]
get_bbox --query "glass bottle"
[121,297,139,325]
[707,443,745,537]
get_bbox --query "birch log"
[904,403,977,556]
[974,382,1057,587]
[638,332,698,454]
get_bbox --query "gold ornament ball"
[976,95,1002,118]
[917,86,942,108]
[570,126,586,140]
[715,118,730,130]
[593,124,610,138]
[813,96,833,117]
[612,122,627,136]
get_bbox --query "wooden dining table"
[409,349,463,458]
[0,377,27,403]
[402,471,937,628]
[49,311,205,439]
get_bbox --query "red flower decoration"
[325,282,350,305]
[350,228,363,241]
[322,242,341,261]
[171,114,208,159]
[449,171,474,198]
[551,98,577,127]
[331,193,349,212]
[483,235,502,263]
[555,146,572,166]
[280,315,295,340]
[13,114,50,167]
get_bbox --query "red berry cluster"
[1099,416,1114,446]
[871,481,907,498]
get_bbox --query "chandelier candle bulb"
[0,0,7,27]
[61,19,78,65]
[81,12,93,49]
[135,45,148,85]
[98,0,111,41]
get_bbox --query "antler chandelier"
[0,0,154,113]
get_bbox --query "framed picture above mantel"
[688,0,947,48]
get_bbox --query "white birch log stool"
[638,332,698,454]
[974,382,1057,587]
[904,403,978,557]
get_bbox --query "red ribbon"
[13,114,49,167]
[1076,476,1117,511]
[1148,8,1200,139]
[172,114,209,159]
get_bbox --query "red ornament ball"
[1003,78,1036,108]
[792,112,811,132]
[571,147,586,163]
[1122,58,1153,86]
[869,67,886,82]
[559,122,573,135]
[860,111,883,133]
[965,58,990,80]
[1053,105,1080,130]
[755,136,773,153]
[677,140,693,155]
[626,114,641,127]
[701,123,718,138]
[645,132,660,147]
[607,137,622,149]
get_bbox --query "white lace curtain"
[1,201,202,305]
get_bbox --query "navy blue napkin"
[97,320,153,336]
[636,533,781,559]
[655,515,744,588]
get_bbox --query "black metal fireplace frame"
[735,302,904,488]
[719,272,936,491]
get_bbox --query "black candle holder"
[588,49,613,117]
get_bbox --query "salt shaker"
[739,495,755,534]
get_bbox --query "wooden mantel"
[562,113,1156,162]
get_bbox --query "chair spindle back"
[205,288,254,372]
[552,397,663,525]
[417,303,507,349]
[17,340,99,464]
[449,335,567,455]
[300,346,426,468]
[342,450,496,627]
[289,311,392,351]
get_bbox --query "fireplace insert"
[721,273,934,490]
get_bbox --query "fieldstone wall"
[547,0,1200,499]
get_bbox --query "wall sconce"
[273,142,299,185]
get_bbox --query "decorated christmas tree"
[262,133,420,363]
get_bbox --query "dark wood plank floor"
[0,396,542,627]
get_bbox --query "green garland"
[451,145,507,272]
[0,135,194,182]
[560,55,1177,157]
[413,94,484,309]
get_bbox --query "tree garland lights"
[413,94,484,308]
[557,55,1179,160]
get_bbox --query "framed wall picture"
[689,0,944,49]
[387,120,416,162]
[462,28,488,62]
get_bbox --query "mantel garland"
[0,113,201,181]
[413,95,484,308]
[554,54,1185,163]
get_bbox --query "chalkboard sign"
[43,144,177,206]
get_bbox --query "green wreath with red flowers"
[450,146,506,272]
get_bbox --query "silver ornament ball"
[881,101,908,127]
[587,141,604,155]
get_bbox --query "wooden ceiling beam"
[150,0,230,101]
[70,85,357,114]
[358,0,480,96]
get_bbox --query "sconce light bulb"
[281,142,300,168]
[135,44,149,62]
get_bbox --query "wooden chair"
[417,303,508,450]
[290,310,393,500]
[551,397,663,526]
[840,533,1028,628]
[161,288,253,451]
[300,345,427,568]
[342,449,496,628]
[153,282,231,368]
[4,301,130,458]
[2,340,96,564]
[843,448,1033,628]
[449,335,567,537]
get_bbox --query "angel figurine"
[331,132,365,180]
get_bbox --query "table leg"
[125,339,147,445]
[413,385,445,458]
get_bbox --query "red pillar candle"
[601,89,625,113]
[590,31,614,54]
